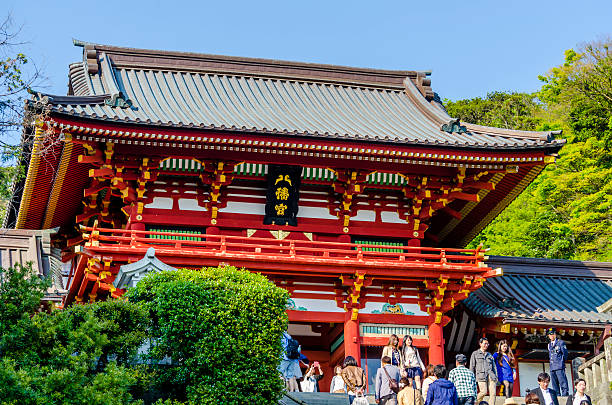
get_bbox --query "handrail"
[81,225,486,252]
[79,225,487,267]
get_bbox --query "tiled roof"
[464,256,612,326]
[27,41,564,151]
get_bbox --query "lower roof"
[463,256,612,327]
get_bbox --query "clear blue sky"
[5,0,612,101]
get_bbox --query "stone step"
[280,392,571,405]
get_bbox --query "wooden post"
[428,321,445,365]
[344,310,361,364]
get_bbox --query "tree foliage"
[444,91,546,131]
[128,267,290,405]
[0,15,45,223]
[0,263,290,404]
[449,39,612,260]
[0,264,149,405]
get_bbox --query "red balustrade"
[79,225,492,278]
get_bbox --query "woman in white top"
[300,362,324,393]
[565,378,592,405]
[401,335,426,390]
[421,363,437,399]
[329,365,346,393]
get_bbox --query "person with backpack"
[376,356,401,405]
[565,378,592,405]
[279,331,302,392]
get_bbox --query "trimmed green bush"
[128,266,289,405]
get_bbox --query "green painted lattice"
[159,159,202,172]
[361,325,426,336]
[147,226,204,241]
[366,172,408,186]
[353,239,405,253]
[158,159,410,186]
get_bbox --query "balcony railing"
[79,225,494,276]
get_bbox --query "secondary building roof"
[463,256,612,327]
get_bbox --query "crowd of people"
[278,328,590,405]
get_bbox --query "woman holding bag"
[341,356,367,405]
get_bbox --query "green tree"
[454,39,612,261]
[0,15,45,222]
[445,91,546,131]
[128,267,290,405]
[0,264,150,405]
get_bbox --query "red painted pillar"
[428,321,445,365]
[344,310,361,364]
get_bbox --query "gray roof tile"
[464,256,612,326]
[32,42,565,151]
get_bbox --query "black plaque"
[264,165,302,226]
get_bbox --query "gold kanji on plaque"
[275,174,292,186]
[274,204,288,215]
[275,187,289,201]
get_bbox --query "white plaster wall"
[299,206,337,220]
[178,198,206,211]
[352,210,376,222]
[145,197,173,209]
[380,211,406,224]
[291,298,344,313]
[218,201,265,215]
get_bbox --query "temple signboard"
[264,165,302,226]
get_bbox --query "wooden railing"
[79,225,490,273]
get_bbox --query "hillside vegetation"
[447,40,612,261]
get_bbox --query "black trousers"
[379,393,398,405]
[458,397,475,405]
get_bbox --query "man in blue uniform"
[547,328,569,396]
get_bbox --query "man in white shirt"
[530,372,560,405]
